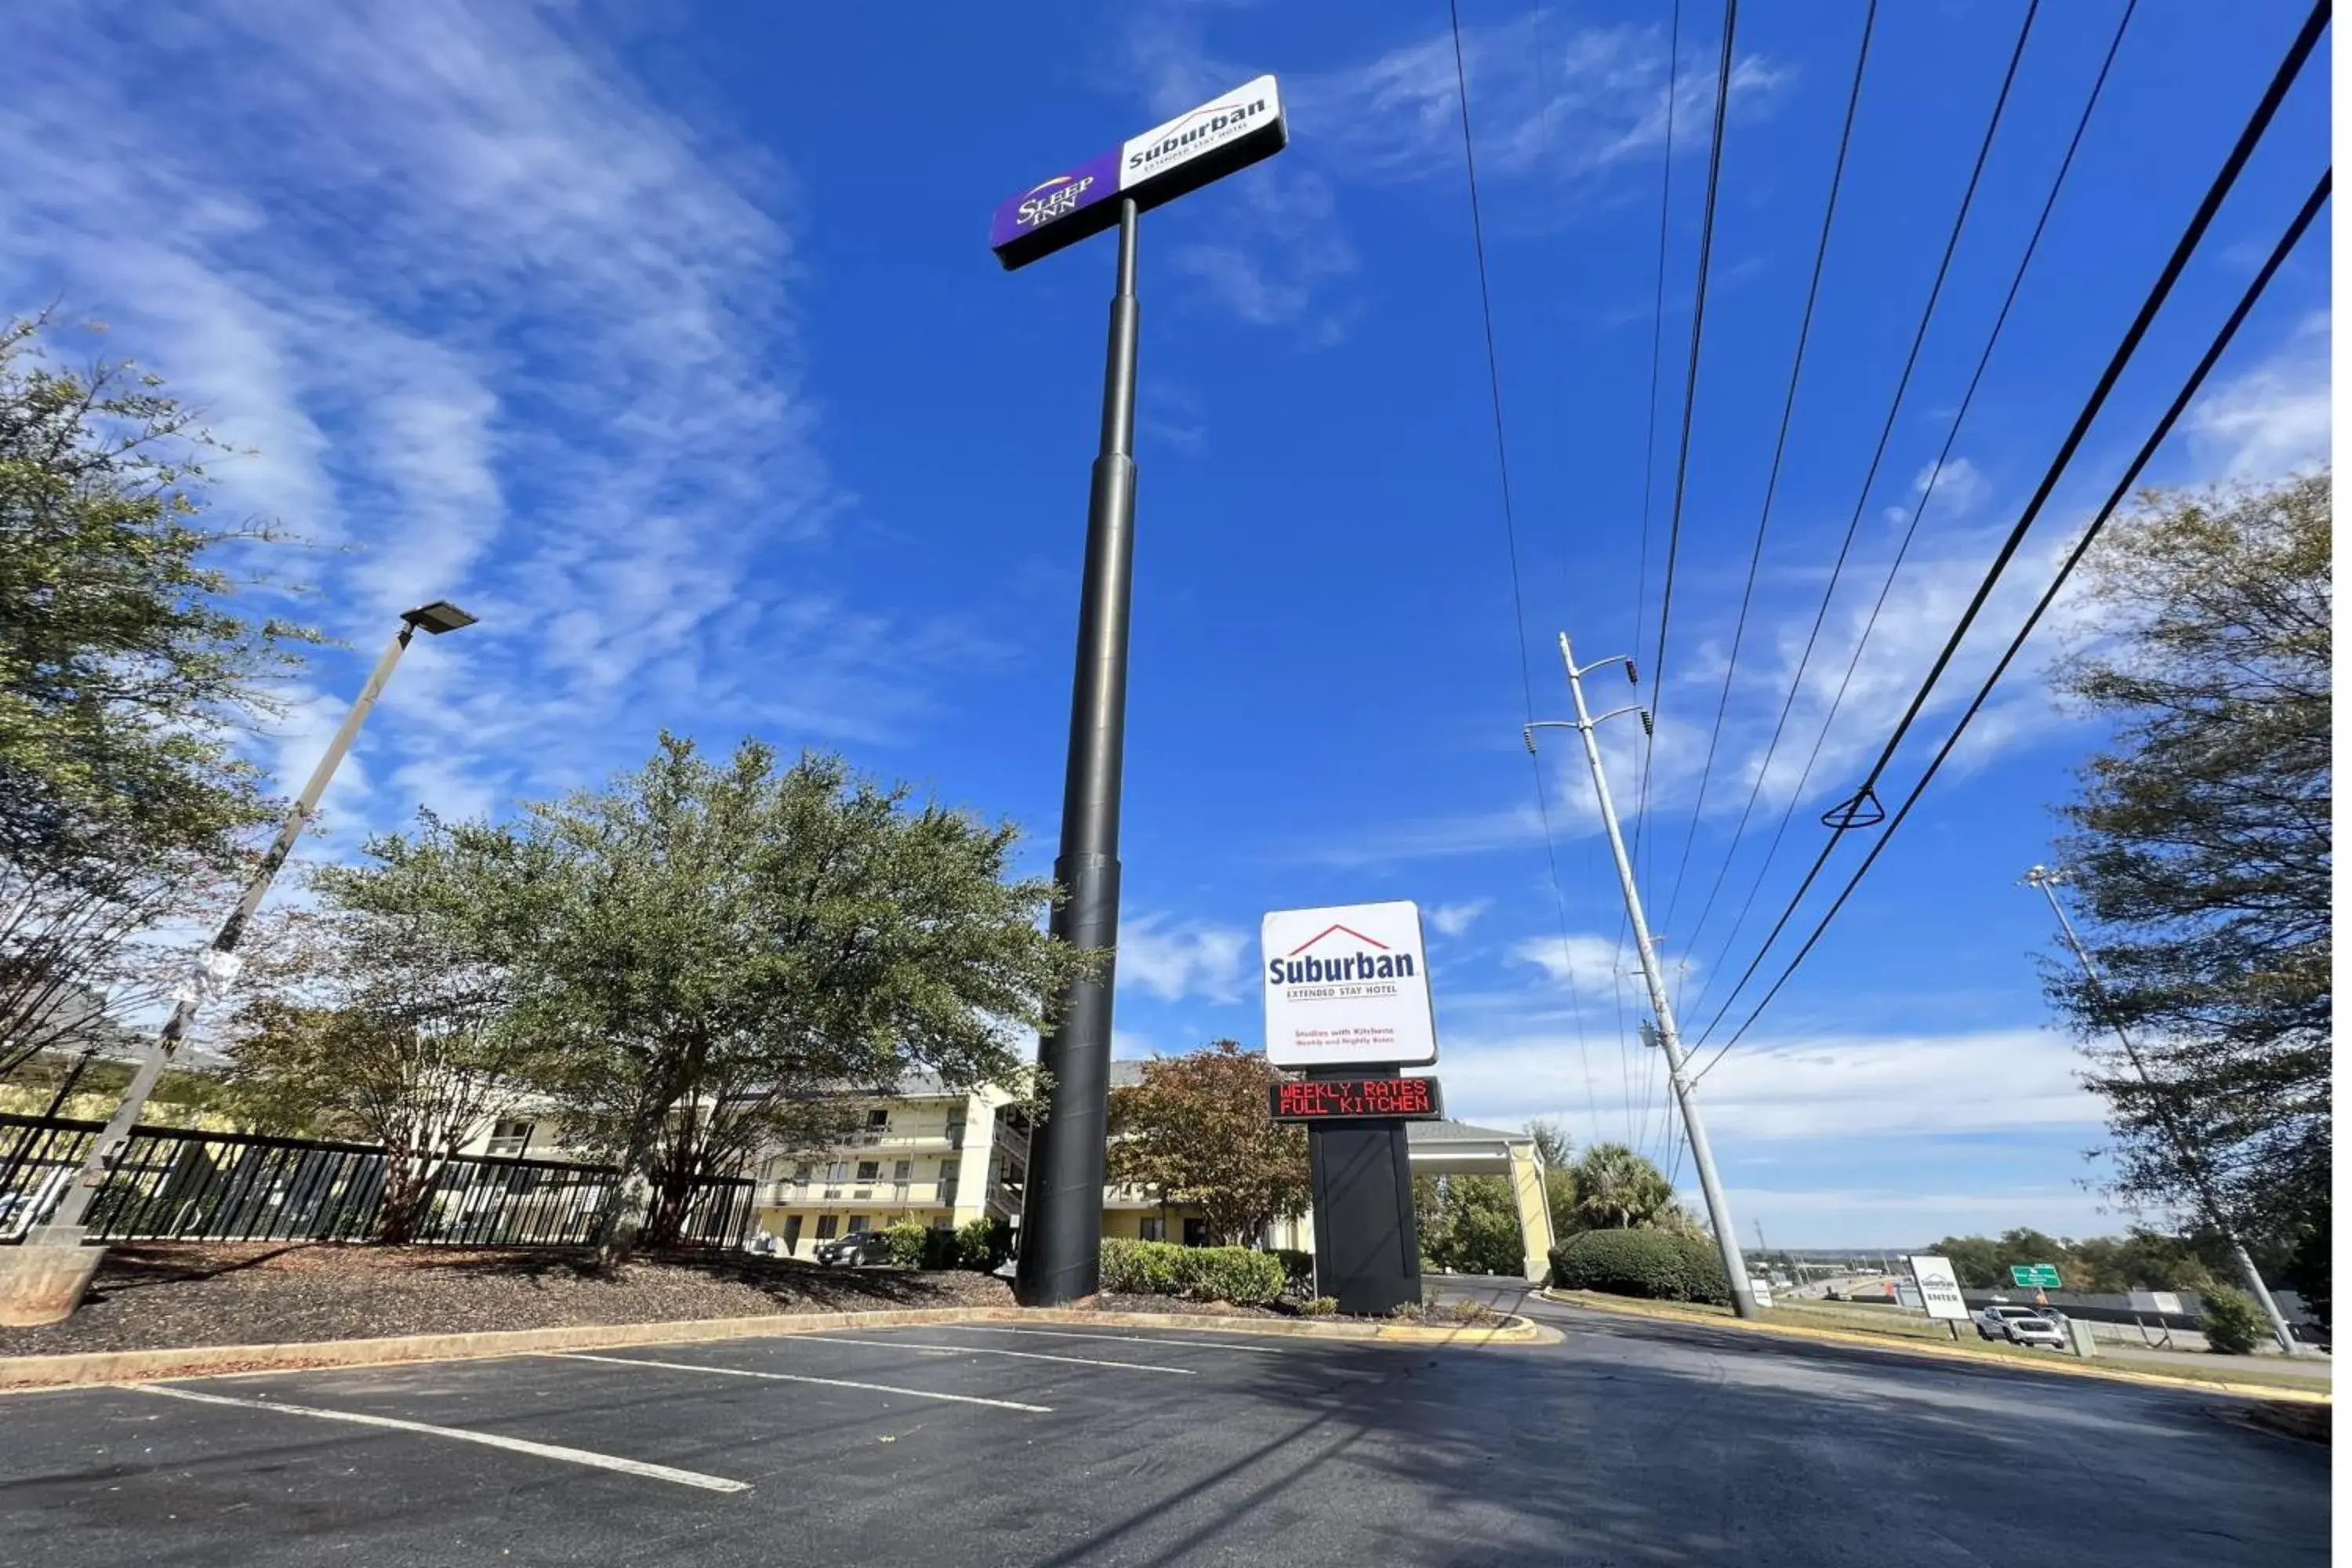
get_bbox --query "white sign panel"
[1906,1254,1971,1322]
[1120,75,1283,188]
[1261,901,1439,1069]
[1748,1277,1775,1311]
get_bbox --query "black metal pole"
[1018,198,1141,1308]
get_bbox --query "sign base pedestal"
[1307,1101,1421,1318]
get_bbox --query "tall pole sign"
[1000,79,1288,1308]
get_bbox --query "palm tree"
[1566,1142,1691,1232]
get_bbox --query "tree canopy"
[0,314,315,1077]
[2045,474,2329,1248]
[1106,1040,1310,1248]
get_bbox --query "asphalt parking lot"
[0,1303,2328,1568]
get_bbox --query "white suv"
[1976,1305,2066,1348]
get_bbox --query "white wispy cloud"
[1118,6,1787,336]
[1116,914,1253,1004]
[1443,1023,2103,1149]
[1427,898,1494,936]
[2184,308,2330,483]
[1,1,969,846]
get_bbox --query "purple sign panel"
[988,150,1121,260]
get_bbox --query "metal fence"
[0,1112,753,1250]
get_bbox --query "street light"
[2022,863,2301,1356]
[0,603,477,1326]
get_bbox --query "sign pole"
[1018,197,1142,1308]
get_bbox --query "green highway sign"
[2010,1263,2063,1289]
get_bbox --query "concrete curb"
[1541,1290,2331,1406]
[0,1305,1551,1392]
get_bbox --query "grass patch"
[1544,1289,2332,1396]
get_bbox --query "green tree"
[2045,475,2328,1253]
[1416,1174,1523,1276]
[1107,1041,1310,1248]
[1563,1142,1691,1234]
[434,735,1087,1258]
[2198,1283,2265,1356]
[221,836,561,1243]
[0,315,317,1076]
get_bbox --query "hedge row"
[879,1216,1011,1272]
[1099,1239,1287,1304]
[1548,1228,1729,1305]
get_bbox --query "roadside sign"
[2010,1263,2062,1289]
[2128,1290,2185,1316]
[1261,902,1439,1068]
[989,75,1288,270]
[1270,1075,1443,1122]
[1748,1277,1775,1310]
[1906,1254,1972,1322]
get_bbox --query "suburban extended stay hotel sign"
[1261,901,1439,1070]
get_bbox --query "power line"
[1691,166,2329,1074]
[1613,0,1685,1151]
[1446,0,1602,1135]
[1691,0,2327,1047]
[1660,0,1879,933]
[1633,0,1740,876]
[1684,0,2130,982]
[1660,0,2042,1006]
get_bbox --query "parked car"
[815,1230,891,1268]
[1976,1305,2066,1348]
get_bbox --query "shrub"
[956,1216,1012,1271]
[2199,1283,2266,1355]
[1272,1247,1315,1298]
[1098,1240,1286,1305]
[1549,1228,1730,1305]
[1301,1296,1338,1316]
[880,1219,931,1269]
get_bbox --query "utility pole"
[1527,632,1757,1319]
[2024,865,2301,1356]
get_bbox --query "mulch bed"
[0,1242,1012,1359]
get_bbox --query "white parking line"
[938,1325,1290,1355]
[800,1335,1196,1374]
[132,1383,750,1494]
[557,1352,1054,1413]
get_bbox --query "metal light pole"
[2023,865,2301,1356]
[1528,632,1758,1319]
[36,601,477,1244]
[1018,199,1141,1308]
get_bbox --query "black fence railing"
[0,1112,753,1250]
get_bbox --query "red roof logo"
[1286,924,1389,957]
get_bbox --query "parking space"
[1,1312,2326,1567]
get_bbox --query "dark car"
[815,1230,891,1268]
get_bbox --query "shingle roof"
[1407,1118,1530,1145]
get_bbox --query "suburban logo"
[1127,94,1271,172]
[1015,172,1097,229]
[1268,924,1417,987]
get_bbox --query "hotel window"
[847,1215,870,1233]
[855,1160,880,1182]
[815,1216,839,1240]
[1139,1218,1167,1242]
[893,1160,912,1182]
[939,1160,958,1180]
[826,1161,849,1183]
[485,1120,532,1156]
[866,1109,890,1130]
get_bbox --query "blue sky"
[4,1,2328,1245]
